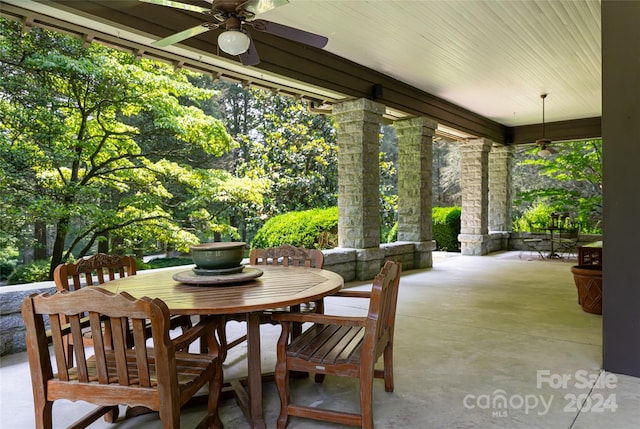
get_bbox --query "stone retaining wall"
[0,234,603,356]
[0,281,56,356]
[0,242,432,356]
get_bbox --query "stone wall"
[0,242,432,356]
[0,281,56,356]
[508,232,602,252]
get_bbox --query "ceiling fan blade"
[152,24,212,47]
[241,0,289,16]
[138,0,210,14]
[250,19,328,48]
[239,33,261,66]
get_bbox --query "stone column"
[458,138,492,255]
[333,98,385,279]
[488,144,514,232]
[394,117,438,268]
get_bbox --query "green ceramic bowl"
[190,242,245,269]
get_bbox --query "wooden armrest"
[330,290,371,299]
[171,316,218,352]
[271,312,365,327]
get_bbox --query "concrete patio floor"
[2,251,639,428]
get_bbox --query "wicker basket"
[570,265,603,315]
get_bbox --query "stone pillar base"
[458,234,490,256]
[355,247,385,280]
[412,240,437,268]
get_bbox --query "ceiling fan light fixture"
[537,137,552,157]
[536,93,553,157]
[538,146,552,158]
[218,30,250,55]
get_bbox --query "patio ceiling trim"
[0,2,349,104]
[2,0,602,145]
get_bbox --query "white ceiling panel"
[258,0,601,126]
[2,0,602,129]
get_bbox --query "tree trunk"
[49,217,70,279]
[111,235,124,255]
[33,221,47,261]
[98,231,109,254]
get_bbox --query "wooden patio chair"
[271,260,402,429]
[220,244,325,354]
[21,286,223,429]
[554,226,581,260]
[53,253,192,367]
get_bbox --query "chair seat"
[520,238,544,259]
[287,324,365,366]
[57,349,214,389]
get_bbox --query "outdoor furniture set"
[521,212,581,260]
[21,247,402,429]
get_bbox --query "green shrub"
[386,222,398,244]
[432,206,461,251]
[7,259,51,285]
[143,257,192,270]
[342,206,462,251]
[0,246,19,281]
[251,207,338,250]
[512,202,556,232]
[253,206,461,252]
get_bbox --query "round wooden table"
[100,264,344,429]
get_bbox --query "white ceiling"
[2,0,601,129]
[256,0,601,127]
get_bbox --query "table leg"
[246,311,266,429]
[548,230,560,259]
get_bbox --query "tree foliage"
[204,83,338,240]
[236,90,338,213]
[512,139,602,232]
[0,19,269,276]
[433,139,461,206]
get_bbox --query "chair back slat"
[68,313,90,382]
[250,244,324,268]
[365,261,401,356]
[53,254,138,368]
[48,314,70,380]
[96,269,106,284]
[109,315,132,385]
[54,254,137,292]
[132,318,152,387]
[21,286,221,429]
[85,272,95,286]
[89,312,110,384]
[24,288,169,387]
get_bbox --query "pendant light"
[536,93,555,157]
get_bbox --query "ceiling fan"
[536,93,557,157]
[139,0,328,66]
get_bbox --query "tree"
[379,125,398,239]
[512,139,602,232]
[229,89,338,227]
[0,19,268,276]
[432,139,461,206]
